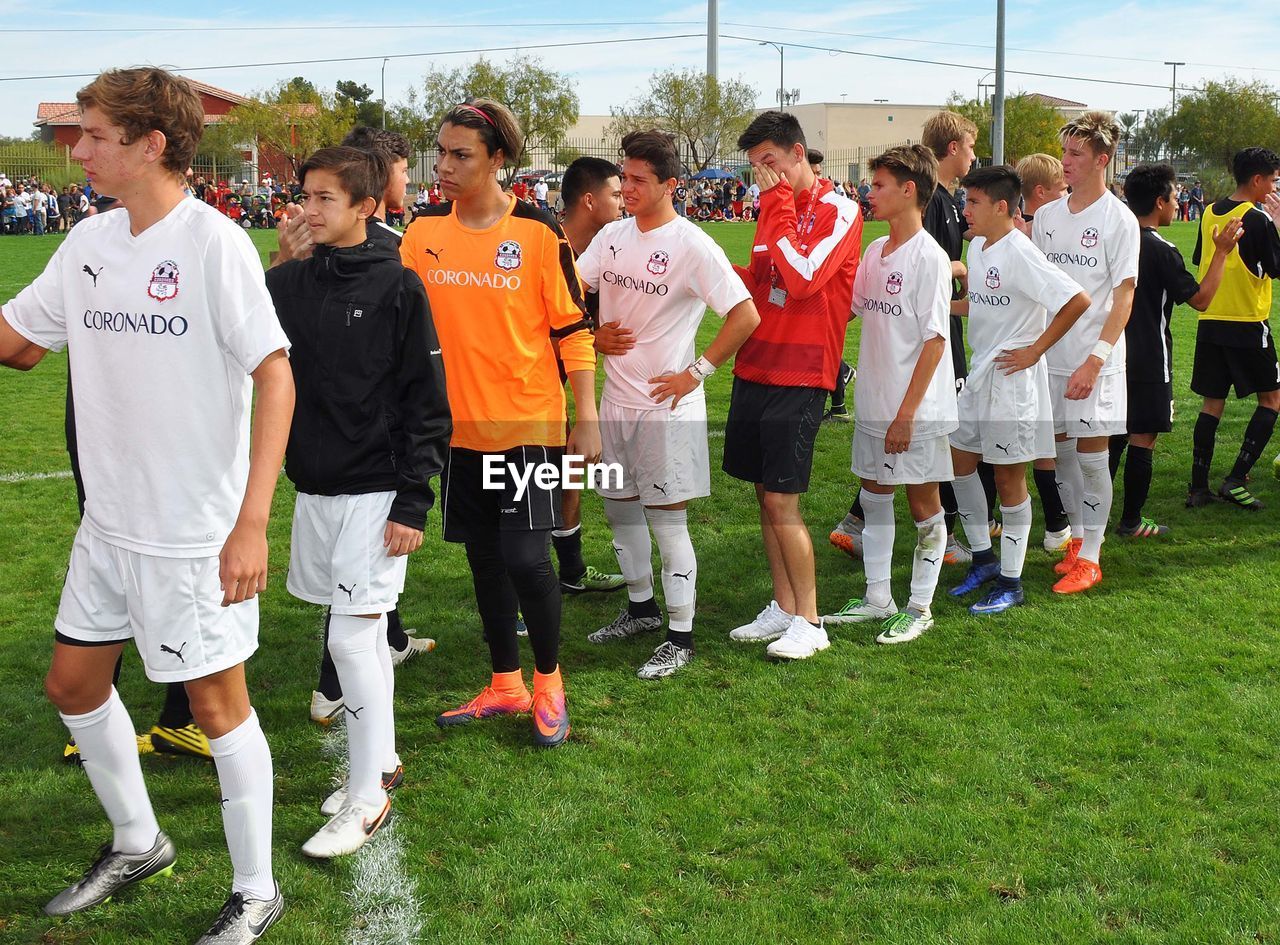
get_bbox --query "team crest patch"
[1081,227,1099,248]
[495,240,522,271]
[886,270,903,295]
[985,267,1001,290]
[647,250,670,276]
[147,260,180,302]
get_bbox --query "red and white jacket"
[733,177,863,390]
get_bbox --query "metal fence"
[408,136,917,187]
[0,141,73,182]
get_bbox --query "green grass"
[2,220,1280,945]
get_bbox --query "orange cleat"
[436,671,532,728]
[1053,537,1083,575]
[531,668,570,748]
[1053,558,1102,594]
[828,530,861,560]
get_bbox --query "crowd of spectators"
[1,172,97,235]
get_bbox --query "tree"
[608,69,757,171]
[336,80,383,129]
[1116,112,1139,170]
[945,92,1063,164]
[206,80,356,178]
[552,144,582,168]
[410,56,579,172]
[1131,108,1171,164]
[1168,78,1280,174]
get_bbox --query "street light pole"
[381,57,389,130]
[1164,60,1184,115]
[759,41,784,110]
[992,0,1006,165]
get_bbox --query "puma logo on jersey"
[423,247,444,262]
[1080,418,1093,428]
[996,443,1010,454]
[1044,230,1056,241]
[337,582,356,601]
[159,642,187,663]
[82,264,103,287]
[652,482,668,495]
[220,797,230,808]
[883,462,894,472]
[609,245,622,259]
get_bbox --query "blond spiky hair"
[1059,110,1121,161]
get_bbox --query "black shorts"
[722,378,825,493]
[1191,321,1280,400]
[950,314,968,382]
[1126,379,1174,435]
[441,446,564,543]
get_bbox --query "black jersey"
[923,182,967,378]
[1127,227,1200,383]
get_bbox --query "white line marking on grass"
[319,722,425,945]
[708,429,725,439]
[0,470,73,483]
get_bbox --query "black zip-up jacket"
[266,237,451,530]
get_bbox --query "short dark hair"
[737,110,806,152]
[441,98,524,166]
[807,148,824,166]
[299,146,387,206]
[561,156,620,209]
[960,165,1021,213]
[341,125,411,161]
[1232,147,1280,186]
[1123,163,1176,215]
[869,144,938,210]
[620,130,681,184]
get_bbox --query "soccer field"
[1,220,1279,945]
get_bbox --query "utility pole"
[992,0,1006,165]
[707,0,718,80]
[1164,60,1184,115]
[381,57,389,130]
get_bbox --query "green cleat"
[1115,516,1169,538]
[561,564,626,594]
[1218,479,1264,512]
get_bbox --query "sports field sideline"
[1,220,1278,944]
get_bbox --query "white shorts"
[1049,370,1127,438]
[852,426,955,486]
[598,397,711,506]
[55,526,259,684]
[951,365,1056,464]
[287,491,407,615]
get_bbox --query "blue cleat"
[948,560,1001,597]
[971,583,1025,614]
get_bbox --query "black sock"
[940,481,958,535]
[1228,406,1278,483]
[978,462,998,520]
[112,652,123,687]
[1191,412,1220,489]
[1121,445,1153,527]
[1033,468,1068,533]
[1108,433,1129,481]
[629,596,661,619]
[552,525,586,583]
[158,681,193,728]
[849,493,863,520]
[666,628,693,649]
[386,607,408,650]
[973,546,998,567]
[317,610,343,701]
[832,361,852,408]
[996,573,1021,590]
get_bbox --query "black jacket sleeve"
[387,270,452,530]
[1239,207,1280,280]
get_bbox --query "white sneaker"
[321,764,405,816]
[309,690,344,726]
[301,797,390,859]
[943,534,972,565]
[875,611,934,645]
[824,597,896,624]
[766,616,831,660]
[729,600,792,642]
[389,630,436,666]
[1043,525,1072,553]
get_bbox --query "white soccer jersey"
[3,197,289,557]
[577,215,750,411]
[851,230,957,436]
[1032,190,1139,376]
[966,228,1083,375]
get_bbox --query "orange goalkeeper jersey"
[401,197,594,453]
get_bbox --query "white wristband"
[1091,340,1113,363]
[689,355,716,380]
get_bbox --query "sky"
[1,0,1278,139]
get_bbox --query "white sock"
[377,615,399,772]
[61,688,160,855]
[603,498,654,602]
[860,489,895,607]
[952,472,992,552]
[328,614,391,808]
[550,523,580,539]
[1055,438,1084,535]
[1078,449,1112,564]
[909,511,946,613]
[209,709,275,901]
[644,506,697,633]
[1000,498,1033,578]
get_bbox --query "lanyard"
[770,183,823,290]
